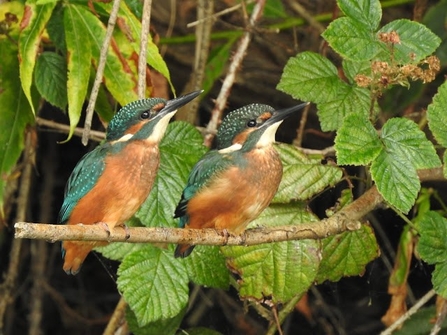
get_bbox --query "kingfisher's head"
[106,90,202,143]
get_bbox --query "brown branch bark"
[137,0,152,99]
[15,185,381,244]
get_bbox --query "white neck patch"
[111,133,134,144]
[218,143,242,154]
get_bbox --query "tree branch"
[15,185,382,245]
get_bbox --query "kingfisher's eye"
[140,111,150,119]
[247,119,257,127]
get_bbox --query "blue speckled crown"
[106,98,166,141]
[216,103,275,149]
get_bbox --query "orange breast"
[67,140,160,229]
[186,147,282,234]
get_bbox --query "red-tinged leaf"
[18,1,56,114]
[64,4,92,141]
[115,1,174,94]
[0,40,35,217]
[70,4,138,105]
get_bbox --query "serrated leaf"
[337,0,382,30]
[273,144,342,202]
[335,113,381,165]
[34,52,67,110]
[381,118,441,169]
[116,1,174,93]
[423,1,447,65]
[183,246,229,289]
[378,19,441,63]
[371,149,420,213]
[46,5,65,51]
[432,261,447,298]
[70,4,137,105]
[137,122,207,228]
[316,224,379,283]
[317,84,371,131]
[0,40,35,216]
[427,80,447,147]
[322,17,381,61]
[64,4,92,140]
[126,305,185,335]
[18,1,56,114]
[277,51,343,104]
[223,204,321,302]
[118,245,189,326]
[417,211,447,264]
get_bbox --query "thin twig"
[203,0,266,147]
[37,117,105,142]
[294,103,311,147]
[186,1,255,28]
[286,0,325,34]
[380,289,436,335]
[103,297,128,335]
[177,0,214,123]
[266,294,304,335]
[137,0,152,99]
[0,129,36,331]
[82,0,121,145]
[430,297,447,335]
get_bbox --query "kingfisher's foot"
[96,222,111,241]
[122,224,130,240]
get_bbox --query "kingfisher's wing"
[174,150,234,227]
[58,144,109,223]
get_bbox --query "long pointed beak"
[158,90,203,117]
[262,102,309,128]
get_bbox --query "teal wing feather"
[58,144,110,224]
[174,150,235,227]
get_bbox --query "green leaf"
[378,19,441,63]
[417,211,447,264]
[34,52,67,110]
[322,17,380,61]
[432,261,447,298]
[371,149,420,213]
[381,118,441,169]
[116,1,174,93]
[70,4,138,105]
[223,204,320,302]
[316,224,379,283]
[137,122,207,228]
[46,4,66,52]
[126,305,185,335]
[118,245,189,326]
[273,144,342,202]
[277,51,343,104]
[0,40,35,217]
[183,246,230,289]
[64,4,92,140]
[427,80,447,147]
[18,1,56,114]
[335,113,382,165]
[423,1,447,65]
[337,0,382,30]
[317,84,372,131]
[444,151,447,179]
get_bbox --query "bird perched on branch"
[174,102,308,257]
[59,91,202,274]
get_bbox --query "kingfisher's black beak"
[262,102,309,128]
[159,90,203,116]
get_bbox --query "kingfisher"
[59,90,202,274]
[174,102,308,257]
